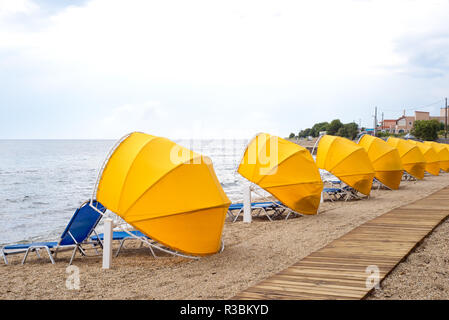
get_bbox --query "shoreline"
[2,174,449,299]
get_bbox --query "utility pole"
[374,106,378,136]
[381,112,384,131]
[445,97,448,139]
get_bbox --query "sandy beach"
[2,174,449,300]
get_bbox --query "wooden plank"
[233,186,449,300]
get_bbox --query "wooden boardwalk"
[234,187,449,300]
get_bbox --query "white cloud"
[1,0,449,138]
[96,101,168,138]
[92,99,281,140]
[3,0,449,83]
[0,0,37,17]
[2,0,436,85]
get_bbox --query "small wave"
[32,201,50,206]
[39,209,57,216]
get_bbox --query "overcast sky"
[1,0,448,139]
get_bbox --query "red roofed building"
[380,109,448,134]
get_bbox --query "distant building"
[380,108,448,134]
[381,119,397,132]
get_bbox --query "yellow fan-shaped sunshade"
[444,143,449,166]
[423,141,449,172]
[408,140,440,176]
[358,135,404,190]
[238,133,323,215]
[96,132,231,256]
[386,137,425,179]
[316,135,375,195]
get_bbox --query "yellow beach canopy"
[423,141,449,172]
[386,137,425,179]
[316,135,375,195]
[358,134,404,190]
[237,133,323,215]
[444,143,449,167]
[408,140,440,176]
[95,132,231,256]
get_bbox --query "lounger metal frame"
[113,232,151,257]
[1,200,103,265]
[226,204,244,222]
[340,185,364,201]
[322,187,345,202]
[227,200,286,222]
[322,179,365,202]
[236,182,301,221]
[402,172,418,181]
[250,186,299,220]
[372,177,393,191]
[20,229,100,265]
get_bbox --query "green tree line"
[291,119,360,140]
[288,119,445,142]
[411,119,444,141]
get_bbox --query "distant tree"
[298,128,312,138]
[411,120,440,141]
[327,119,344,135]
[336,127,347,138]
[376,131,386,138]
[310,122,329,137]
[343,122,359,140]
[289,133,296,139]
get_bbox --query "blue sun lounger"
[341,185,364,201]
[227,201,285,222]
[0,200,105,265]
[323,187,344,201]
[90,230,149,257]
[323,185,363,202]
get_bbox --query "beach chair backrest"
[59,200,105,246]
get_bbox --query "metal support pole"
[102,218,113,269]
[381,112,384,131]
[374,106,377,136]
[243,185,252,223]
[445,97,448,139]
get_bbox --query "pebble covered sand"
[366,215,449,300]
